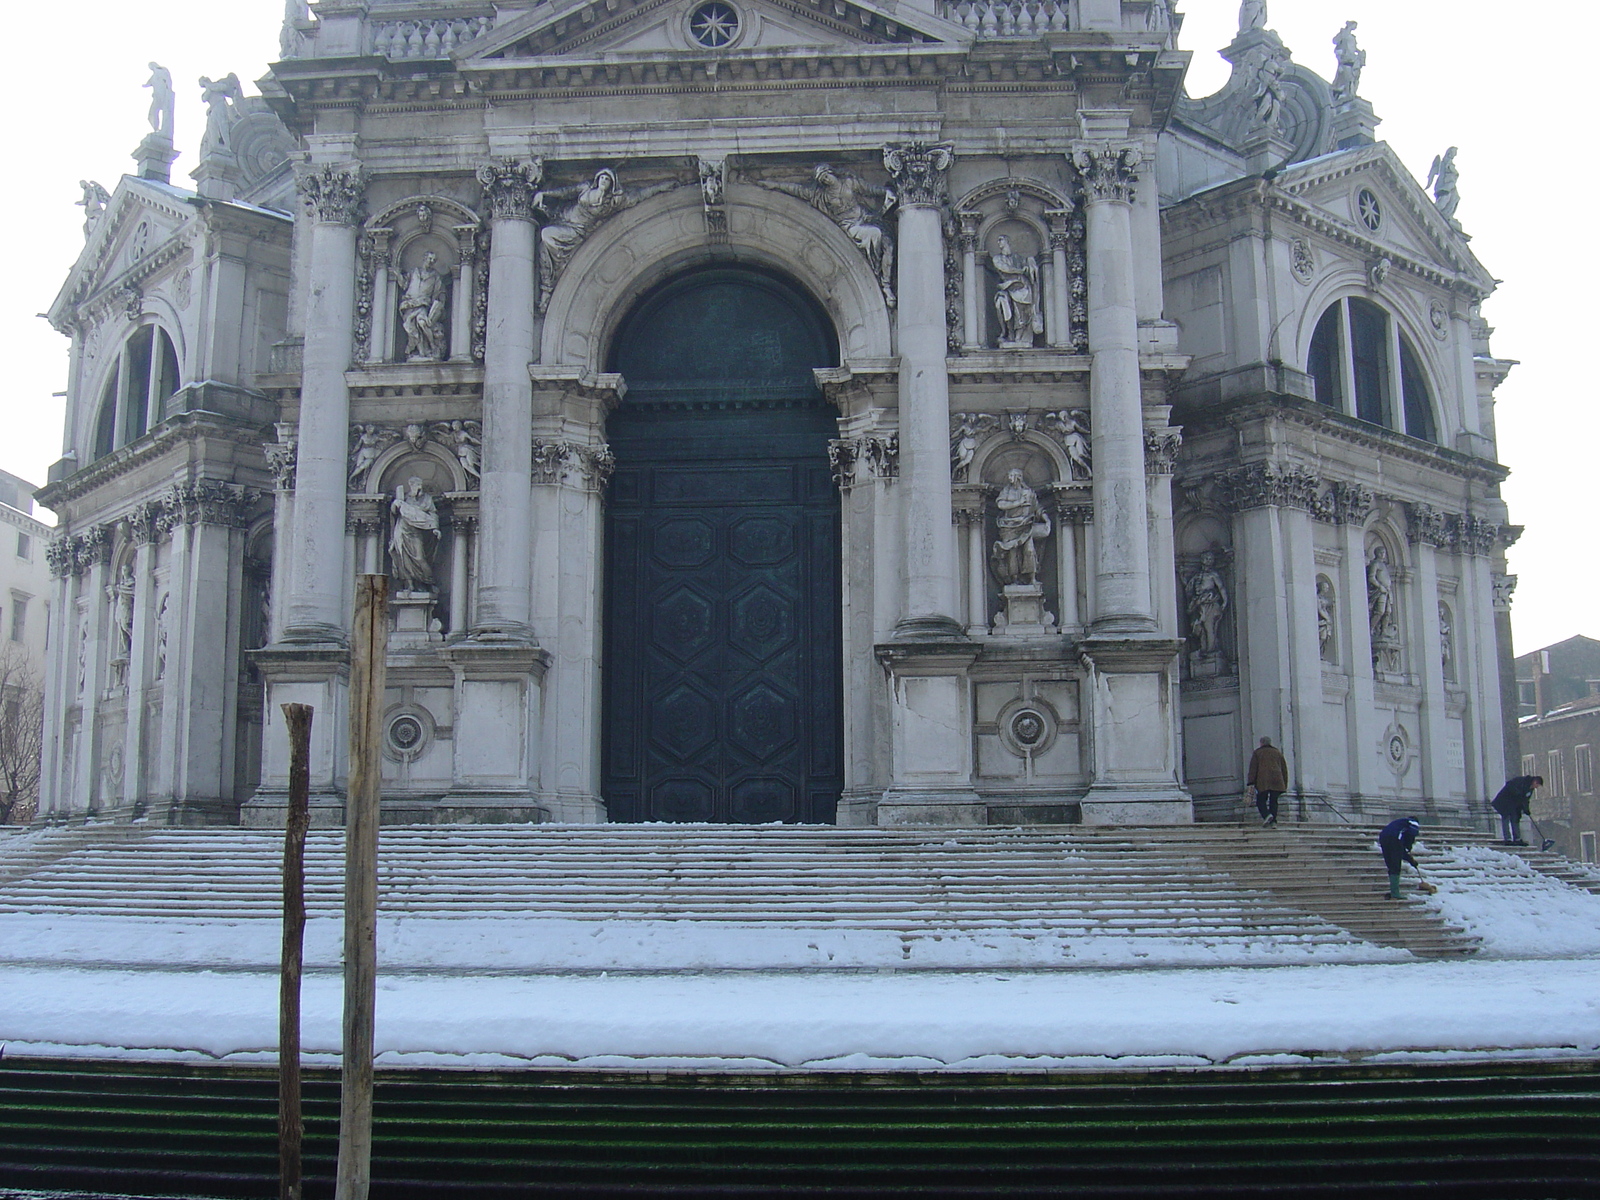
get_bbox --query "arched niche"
[541,183,891,370]
[361,196,483,365]
[953,178,1082,352]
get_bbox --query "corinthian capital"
[1070,142,1142,205]
[882,141,955,208]
[296,163,367,225]
[476,157,546,221]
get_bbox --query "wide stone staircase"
[0,821,1559,968]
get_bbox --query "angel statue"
[76,181,110,237]
[1043,409,1091,481]
[949,413,997,483]
[990,235,1044,349]
[198,73,243,158]
[534,169,679,312]
[762,164,896,305]
[348,423,395,491]
[1427,147,1461,225]
[436,419,482,484]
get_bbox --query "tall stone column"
[283,163,364,644]
[1071,142,1156,635]
[472,158,544,641]
[884,142,961,640]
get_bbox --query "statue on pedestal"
[1427,147,1461,225]
[1239,0,1266,33]
[1185,551,1229,662]
[990,235,1044,349]
[1330,22,1365,105]
[991,469,1051,587]
[144,64,175,137]
[198,73,243,157]
[1367,545,1401,673]
[389,477,440,592]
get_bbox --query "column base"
[468,622,538,645]
[1089,615,1161,638]
[876,790,986,827]
[277,623,348,648]
[893,614,967,641]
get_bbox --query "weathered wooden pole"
[335,575,388,1200]
[279,702,313,1200]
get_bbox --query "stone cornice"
[36,413,267,512]
[47,478,265,577]
[1174,395,1508,488]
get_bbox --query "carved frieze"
[1070,143,1142,205]
[297,163,366,226]
[1214,462,1320,512]
[1403,502,1507,556]
[882,142,955,208]
[475,158,545,222]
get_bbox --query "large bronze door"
[602,269,842,823]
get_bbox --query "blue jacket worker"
[1490,775,1542,846]
[1377,818,1421,900]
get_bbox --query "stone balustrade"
[940,0,1073,37]
[371,16,492,59]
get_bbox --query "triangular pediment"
[463,0,965,62]
[49,178,198,330]
[1277,144,1492,291]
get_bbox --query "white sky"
[6,1,1593,654]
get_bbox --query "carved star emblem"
[1357,189,1382,232]
[690,2,739,47]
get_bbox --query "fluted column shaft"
[885,142,961,639]
[1074,142,1156,634]
[284,164,364,643]
[473,158,544,641]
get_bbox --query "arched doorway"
[602,267,843,824]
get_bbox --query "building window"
[1578,745,1594,795]
[1583,831,1597,864]
[1304,298,1438,443]
[1522,754,1537,776]
[9,597,25,644]
[14,531,29,560]
[1546,750,1564,797]
[91,325,180,461]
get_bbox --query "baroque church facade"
[35,0,1520,828]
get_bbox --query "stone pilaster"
[1071,140,1156,636]
[473,157,545,641]
[884,141,961,640]
[283,163,364,644]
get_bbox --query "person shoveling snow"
[1377,818,1435,899]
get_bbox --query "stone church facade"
[35,1,1519,828]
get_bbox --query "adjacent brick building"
[1514,636,1600,862]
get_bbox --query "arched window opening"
[1399,337,1436,442]
[1307,305,1342,409]
[1304,297,1439,445]
[89,326,180,461]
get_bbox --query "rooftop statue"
[198,73,243,158]
[1330,21,1365,106]
[76,180,110,237]
[144,63,174,138]
[1427,147,1461,226]
[1250,49,1289,133]
[1239,0,1267,33]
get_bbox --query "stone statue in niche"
[154,593,169,681]
[435,419,482,484]
[198,73,242,157]
[1316,577,1337,662]
[389,477,440,592]
[764,165,896,306]
[1042,409,1091,481]
[991,469,1052,588]
[76,624,89,696]
[990,234,1044,349]
[1330,21,1364,105]
[1439,602,1453,677]
[1184,551,1229,674]
[1367,544,1401,673]
[399,251,448,362]
[1427,148,1461,226]
[144,63,175,136]
[109,565,136,659]
[534,170,678,313]
[1239,0,1266,33]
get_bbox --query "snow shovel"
[1409,861,1437,895]
[1528,815,1557,853]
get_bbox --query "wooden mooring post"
[335,575,388,1200]
[279,702,313,1200]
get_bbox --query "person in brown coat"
[1247,736,1289,826]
